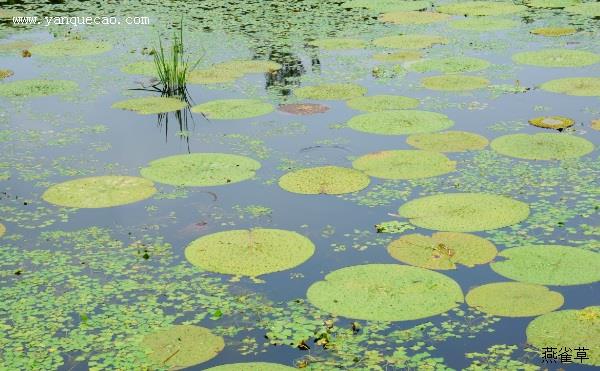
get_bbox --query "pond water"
[1,0,599,370]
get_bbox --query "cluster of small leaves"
[465,344,540,371]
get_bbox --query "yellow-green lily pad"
[373,50,423,62]
[0,69,13,79]
[409,56,490,73]
[525,0,580,8]
[278,166,370,195]
[191,99,274,119]
[466,282,564,317]
[294,83,367,100]
[306,264,463,321]
[30,39,111,57]
[491,245,600,286]
[512,49,600,67]
[530,27,577,36]
[422,75,490,91]
[112,97,186,115]
[437,1,526,16]
[529,116,574,130]
[407,131,489,152]
[346,95,419,111]
[0,79,77,98]
[216,59,281,74]
[42,176,157,208]
[565,2,600,16]
[398,193,530,232]
[185,228,315,277]
[121,61,157,76]
[449,17,518,31]
[373,34,449,49]
[342,0,431,12]
[352,150,456,179]
[309,38,367,50]
[187,67,244,84]
[142,325,224,369]
[540,77,600,96]
[388,232,497,269]
[347,110,454,135]
[140,153,260,187]
[380,11,450,24]
[0,223,5,238]
[205,363,296,371]
[491,133,594,160]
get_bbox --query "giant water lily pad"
[278,166,370,194]
[407,131,489,152]
[388,232,497,269]
[525,0,580,8]
[112,97,186,115]
[526,306,600,366]
[294,83,367,100]
[309,38,366,50]
[466,282,564,317]
[373,34,448,49]
[42,176,157,208]
[373,50,423,62]
[380,11,450,24]
[142,325,224,369]
[449,17,518,31]
[491,245,600,286]
[512,49,599,67]
[342,0,431,12]
[306,264,463,321]
[530,27,577,36]
[490,133,594,160]
[565,2,600,16]
[30,39,111,57]
[205,363,296,371]
[191,99,274,119]
[398,193,530,232]
[437,1,526,16]
[0,79,77,98]
[185,229,315,276]
[187,67,243,84]
[347,110,454,135]
[140,153,260,186]
[0,223,5,238]
[408,56,490,73]
[121,61,157,76]
[422,75,490,91]
[346,95,419,111]
[540,77,600,96]
[529,116,574,130]
[352,150,456,179]
[216,59,281,73]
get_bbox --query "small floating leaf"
[293,83,367,100]
[0,223,5,238]
[346,94,419,111]
[347,110,454,135]
[407,131,489,152]
[112,97,186,115]
[491,133,594,160]
[278,166,370,194]
[352,150,456,179]
[191,99,274,119]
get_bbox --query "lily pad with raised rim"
[278,166,370,195]
[437,1,526,16]
[346,95,419,112]
[191,99,274,119]
[490,133,594,160]
[352,150,456,179]
[30,39,111,57]
[540,77,600,96]
[294,83,367,100]
[512,49,600,67]
[373,34,448,49]
[529,116,574,130]
[422,75,490,91]
[0,79,77,98]
[112,97,186,115]
[407,131,489,152]
[380,11,450,24]
[347,110,454,135]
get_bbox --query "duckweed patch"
[352,150,456,179]
[373,34,449,49]
[347,110,454,135]
[0,79,77,98]
[30,39,111,57]
[540,77,600,96]
[528,116,574,130]
[530,27,577,36]
[512,49,600,67]
[278,166,370,194]
[112,96,186,115]
[380,11,450,24]
[346,94,419,111]
[309,38,366,50]
[490,133,594,160]
[293,83,367,100]
[437,1,526,16]
[408,56,490,73]
[407,131,489,152]
[422,75,490,91]
[192,99,274,119]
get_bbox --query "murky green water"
[1,1,599,370]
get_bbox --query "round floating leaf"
[140,153,260,187]
[408,56,490,73]
[449,17,518,31]
[380,11,450,24]
[278,103,329,115]
[307,264,463,321]
[309,38,366,50]
[185,228,315,277]
[491,245,600,286]
[0,79,77,98]
[565,2,600,16]
[293,83,367,100]
[466,282,564,317]
[388,232,497,269]
[191,99,274,119]
[437,1,526,16]
[0,223,5,238]
[187,67,243,84]
[407,131,489,152]
[540,77,600,96]
[42,176,156,208]
[422,75,490,91]
[142,325,224,369]
[205,363,296,371]
[121,61,157,76]
[112,97,186,115]
[373,50,423,62]
[0,69,13,79]
[592,119,600,131]
[352,150,456,179]
[512,49,599,67]
[278,166,370,195]
[530,27,577,36]
[347,110,454,135]
[346,95,419,112]
[216,59,281,74]
[373,34,448,49]
[527,306,600,366]
[342,0,431,12]
[398,193,530,232]
[529,116,574,130]
[30,39,111,57]
[525,0,580,8]
[490,133,594,160]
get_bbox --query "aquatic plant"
[565,2,600,16]
[278,166,370,194]
[422,75,490,91]
[490,133,594,160]
[408,56,491,73]
[0,69,13,79]
[112,96,187,115]
[528,116,574,130]
[379,11,450,24]
[512,49,600,67]
[407,131,489,152]
[530,27,577,36]
[205,363,295,370]
[293,83,367,100]
[347,110,454,135]
[449,17,518,31]
[191,99,274,119]
[540,77,600,96]
[352,150,456,179]
[373,34,448,49]
[309,38,366,50]
[0,223,5,238]
[346,94,419,111]
[278,103,329,115]
[0,79,78,98]
[437,1,526,16]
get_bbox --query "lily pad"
[407,131,489,152]
[526,306,600,366]
[437,1,526,16]
[0,79,77,98]
[525,0,580,8]
[352,150,456,179]
[449,17,518,31]
[42,176,157,208]
[422,75,490,91]
[205,363,296,371]
[530,27,577,36]
[466,282,564,317]
[30,39,111,57]
[565,2,600,16]
[373,50,423,62]
[346,95,419,111]
[185,228,315,277]
[373,34,449,49]
[528,116,574,130]
[0,223,5,238]
[0,69,13,79]
[187,67,244,84]
[191,99,274,119]
[342,0,431,12]
[512,49,599,67]
[142,325,224,369]
[490,133,594,160]
[121,61,157,76]
[408,56,490,73]
[278,103,329,115]
[216,59,281,73]
[309,38,366,50]
[140,153,260,187]
[278,166,370,195]
[0,40,34,54]
[398,193,530,232]
[293,83,367,100]
[112,97,186,115]
[380,11,450,24]
[388,232,497,269]
[306,264,463,321]
[347,110,454,135]
[592,119,600,131]
[540,77,600,96]
[490,245,600,286]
